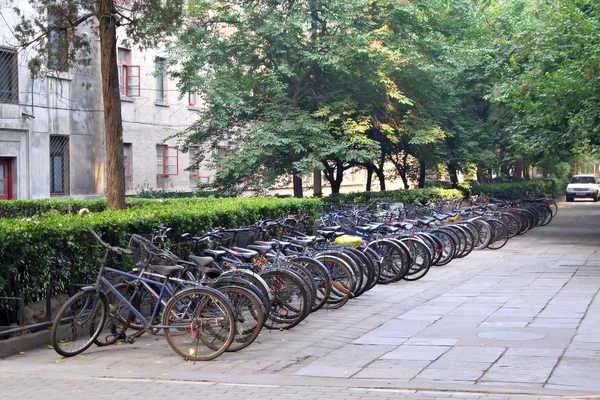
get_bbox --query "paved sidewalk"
[1,201,600,399]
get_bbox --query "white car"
[566,174,600,202]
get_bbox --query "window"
[50,135,70,195]
[47,10,68,70]
[123,143,132,192]
[188,91,199,107]
[215,146,231,172]
[155,57,166,102]
[117,48,140,97]
[0,48,18,103]
[188,146,209,185]
[157,145,178,176]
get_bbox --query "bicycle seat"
[246,244,272,255]
[188,255,214,266]
[355,225,376,233]
[272,239,292,249]
[228,249,258,261]
[204,249,227,259]
[149,264,184,276]
[254,240,277,249]
[291,237,314,247]
[317,230,343,239]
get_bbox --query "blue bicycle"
[50,227,236,361]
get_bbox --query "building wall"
[0,1,105,200]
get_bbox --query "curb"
[0,330,51,359]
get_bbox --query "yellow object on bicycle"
[334,235,363,247]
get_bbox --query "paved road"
[1,201,600,399]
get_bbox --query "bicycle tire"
[162,287,235,361]
[52,289,108,357]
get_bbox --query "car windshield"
[570,176,596,184]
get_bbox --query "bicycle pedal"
[124,337,136,344]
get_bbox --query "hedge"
[326,188,464,204]
[0,197,322,306]
[0,197,157,219]
[471,178,563,200]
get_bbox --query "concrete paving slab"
[380,345,451,361]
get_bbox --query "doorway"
[0,158,12,200]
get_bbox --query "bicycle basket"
[129,234,179,267]
[233,227,261,248]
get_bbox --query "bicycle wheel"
[290,256,332,312]
[162,287,235,361]
[95,283,136,346]
[401,237,432,281]
[430,229,456,266]
[260,268,311,329]
[486,219,509,250]
[498,212,521,238]
[315,255,354,310]
[216,285,264,352]
[52,289,108,357]
[367,239,409,283]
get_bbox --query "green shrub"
[472,179,559,200]
[0,197,156,219]
[326,188,464,204]
[0,197,322,306]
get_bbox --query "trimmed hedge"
[326,188,464,204]
[0,197,322,305]
[471,178,562,200]
[0,197,155,219]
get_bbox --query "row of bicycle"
[49,196,556,361]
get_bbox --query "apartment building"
[0,2,213,201]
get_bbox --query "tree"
[172,0,465,196]
[12,0,185,208]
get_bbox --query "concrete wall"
[0,1,105,200]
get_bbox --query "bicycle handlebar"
[87,226,132,255]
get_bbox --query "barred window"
[0,48,18,104]
[124,143,133,192]
[50,135,70,196]
[155,57,166,102]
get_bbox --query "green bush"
[0,197,156,219]
[0,196,322,306]
[471,179,559,200]
[326,188,464,204]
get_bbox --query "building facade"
[0,3,215,200]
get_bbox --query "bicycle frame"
[97,266,175,329]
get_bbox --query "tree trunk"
[523,162,531,180]
[313,168,322,197]
[330,160,344,194]
[365,165,373,191]
[291,150,303,198]
[514,156,523,181]
[99,0,126,209]
[399,170,409,189]
[542,165,549,178]
[418,161,426,188]
[374,167,386,191]
[292,169,303,197]
[447,162,459,188]
[476,164,484,184]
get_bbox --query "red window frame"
[0,159,12,200]
[157,145,179,177]
[117,48,140,97]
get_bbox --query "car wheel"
[594,192,599,202]
[566,197,573,202]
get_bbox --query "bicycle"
[51,227,236,361]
